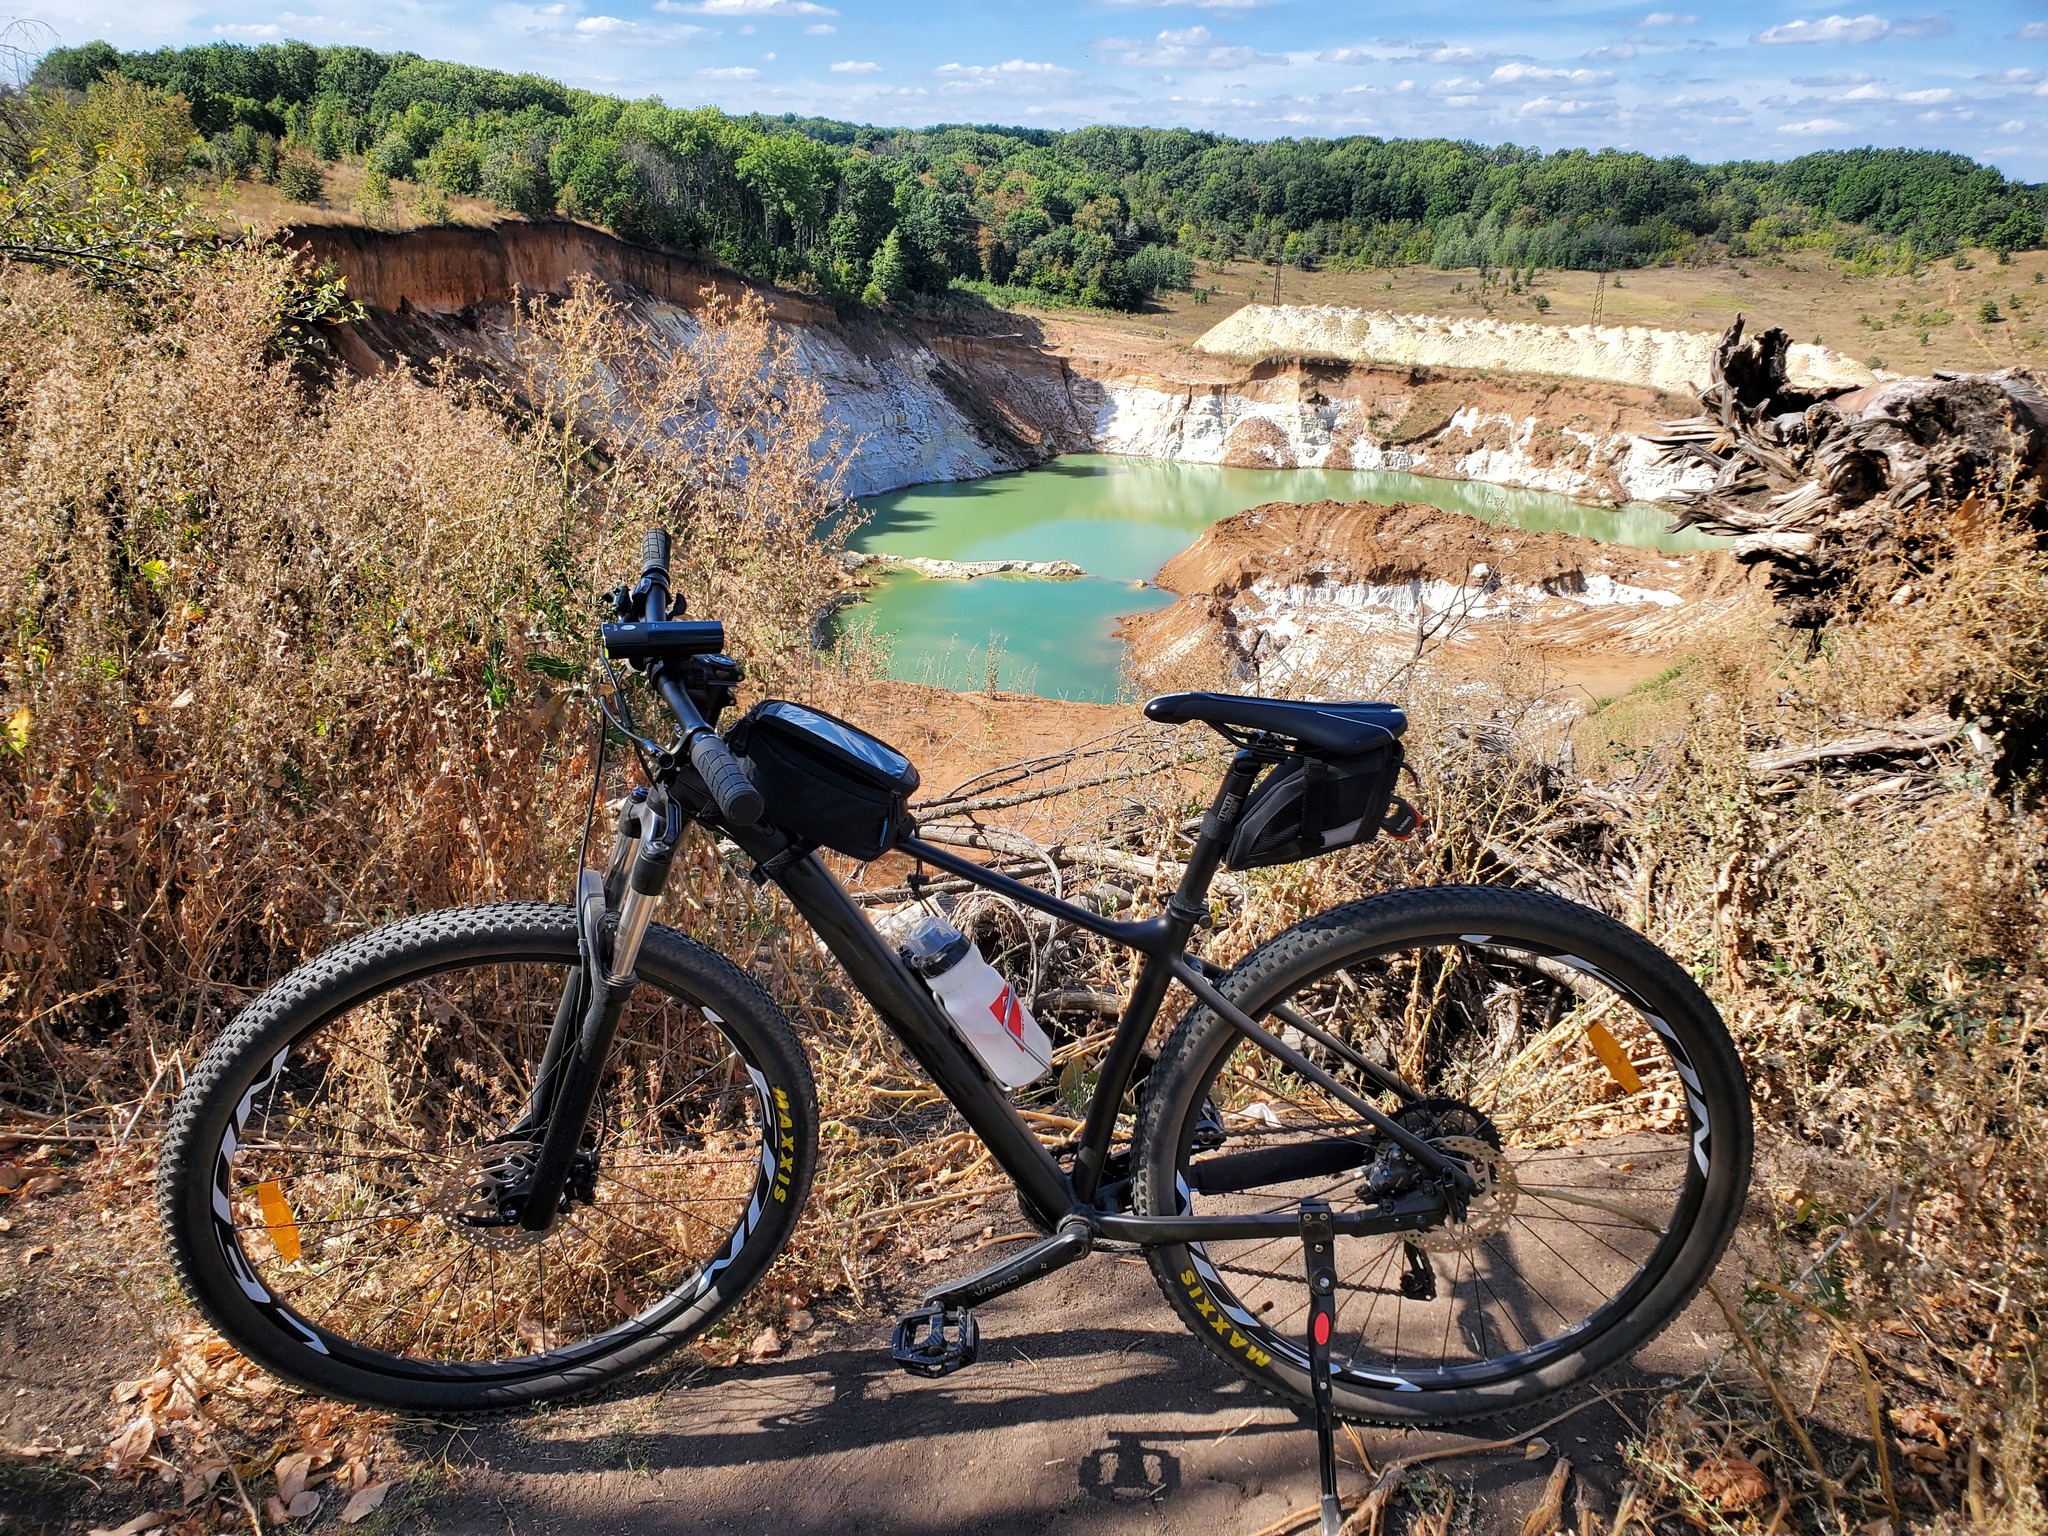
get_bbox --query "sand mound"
[1128,499,1754,697]
[1195,306,1874,398]
[1155,499,1740,602]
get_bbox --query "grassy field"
[1098,248,2048,374]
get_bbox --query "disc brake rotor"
[1408,1133,1518,1253]
[426,1140,551,1251]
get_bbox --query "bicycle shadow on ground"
[406,1259,1692,1536]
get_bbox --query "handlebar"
[640,528,671,588]
[632,527,763,828]
[656,671,763,827]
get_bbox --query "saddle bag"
[727,700,919,862]
[1225,744,1405,871]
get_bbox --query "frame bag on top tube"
[727,700,919,862]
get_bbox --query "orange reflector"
[1586,1022,1644,1094]
[253,1179,302,1262]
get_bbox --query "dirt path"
[400,1195,1725,1536]
[0,1146,1740,1536]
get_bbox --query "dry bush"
[0,250,849,1116]
[1562,516,2048,1530]
[493,276,852,697]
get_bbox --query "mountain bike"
[159,528,1751,1529]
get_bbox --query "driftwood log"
[1650,318,2048,622]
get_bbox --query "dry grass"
[1048,245,2048,374]
[0,244,859,1106]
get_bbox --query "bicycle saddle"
[1143,693,1407,755]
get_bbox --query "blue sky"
[24,1,2048,178]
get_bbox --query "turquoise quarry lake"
[833,454,1717,702]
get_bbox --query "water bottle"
[889,912,1052,1090]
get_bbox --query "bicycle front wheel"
[158,903,817,1412]
[1133,885,1750,1425]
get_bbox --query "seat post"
[1165,749,1267,933]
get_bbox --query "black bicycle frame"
[692,751,1474,1248]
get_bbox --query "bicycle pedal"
[890,1305,979,1378]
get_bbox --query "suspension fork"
[516,786,683,1231]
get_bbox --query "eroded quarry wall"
[296,223,1090,498]
[1121,498,1756,697]
[297,223,1757,505]
[1195,304,1876,397]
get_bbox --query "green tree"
[36,74,197,184]
[480,135,553,217]
[276,144,325,203]
[869,226,908,302]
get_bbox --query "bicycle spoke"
[212,956,779,1373]
[1173,930,1705,1388]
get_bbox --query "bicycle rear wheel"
[1132,885,1750,1425]
[158,903,817,1412]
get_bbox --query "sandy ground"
[386,1190,1735,1536]
[0,1163,1731,1536]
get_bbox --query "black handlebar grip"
[641,528,671,581]
[690,731,763,827]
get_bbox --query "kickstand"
[1299,1197,1343,1536]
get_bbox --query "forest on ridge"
[33,39,2048,313]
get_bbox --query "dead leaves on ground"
[1690,1450,1772,1512]
[101,1332,399,1532]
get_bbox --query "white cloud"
[1639,11,1699,24]
[1095,0,1267,9]
[1099,25,1282,68]
[933,59,1077,92]
[2001,119,2028,133]
[1430,75,1486,96]
[2021,24,2048,41]
[1777,116,1851,133]
[1896,87,1957,105]
[661,0,835,14]
[1585,43,1638,62]
[1417,45,1487,64]
[830,58,880,73]
[1517,95,1613,118]
[804,22,834,33]
[698,64,761,78]
[1490,62,1614,87]
[571,14,698,39]
[1980,69,2042,86]
[1755,14,1888,45]
[1753,13,1952,45]
[1316,46,1402,65]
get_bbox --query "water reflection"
[830,453,1715,702]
